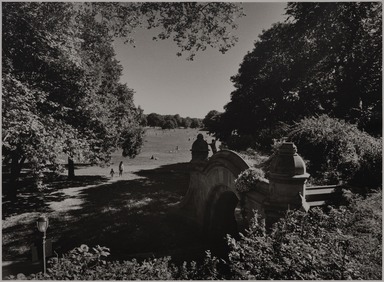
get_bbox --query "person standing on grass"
[209,139,217,154]
[119,161,124,176]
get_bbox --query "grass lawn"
[2,128,217,276]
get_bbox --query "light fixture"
[37,216,49,233]
[36,215,49,275]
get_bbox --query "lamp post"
[36,215,49,275]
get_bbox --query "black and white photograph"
[2,1,382,280]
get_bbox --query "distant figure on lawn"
[191,133,209,162]
[110,168,115,178]
[209,139,217,154]
[119,161,124,176]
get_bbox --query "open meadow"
[2,128,218,277]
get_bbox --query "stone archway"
[178,150,249,231]
[204,187,239,240]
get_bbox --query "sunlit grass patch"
[124,198,153,210]
[101,205,121,214]
[2,212,41,229]
[48,198,83,212]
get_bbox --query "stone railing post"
[265,142,309,225]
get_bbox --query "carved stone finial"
[270,142,309,179]
[278,142,297,155]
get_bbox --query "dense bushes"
[9,190,381,280]
[224,115,382,189]
[234,168,267,193]
[10,246,224,280]
[227,190,382,280]
[288,115,382,188]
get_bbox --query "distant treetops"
[145,113,203,129]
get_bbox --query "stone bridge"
[178,142,342,238]
[179,150,250,238]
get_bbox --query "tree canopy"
[2,2,243,188]
[212,2,382,151]
[202,110,224,136]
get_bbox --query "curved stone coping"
[204,150,250,176]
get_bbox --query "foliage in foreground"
[8,191,381,280]
[228,191,382,280]
[9,245,223,280]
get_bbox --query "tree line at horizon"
[144,113,203,129]
[2,2,243,195]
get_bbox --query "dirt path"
[47,165,158,213]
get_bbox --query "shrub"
[8,245,224,280]
[235,168,268,193]
[288,115,382,188]
[227,190,382,280]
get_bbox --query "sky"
[114,2,288,119]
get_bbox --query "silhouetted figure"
[119,161,124,176]
[110,168,115,178]
[209,139,217,154]
[191,133,209,162]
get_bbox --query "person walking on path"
[209,139,217,154]
[119,161,124,176]
[110,168,115,178]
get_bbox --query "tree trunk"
[3,154,12,165]
[68,157,75,179]
[9,153,26,199]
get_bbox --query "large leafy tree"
[2,2,244,192]
[203,110,224,137]
[3,2,92,187]
[218,2,382,151]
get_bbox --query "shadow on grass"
[3,162,208,264]
[2,175,109,219]
[51,162,206,262]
